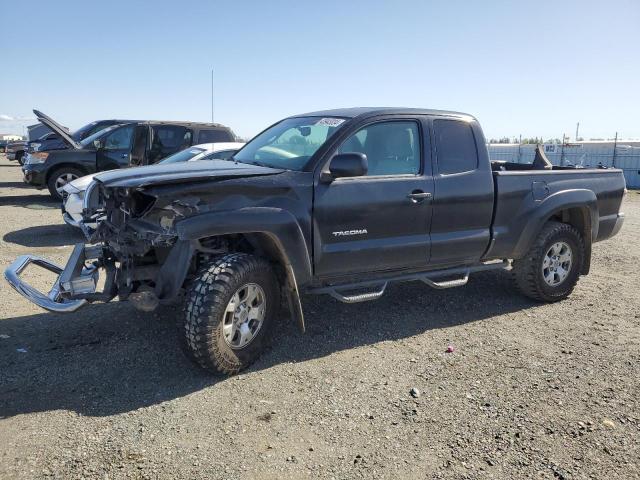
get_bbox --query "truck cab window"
[338,121,420,176]
[104,125,134,150]
[434,120,478,174]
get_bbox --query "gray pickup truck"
[5,108,626,375]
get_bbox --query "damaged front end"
[5,179,194,313]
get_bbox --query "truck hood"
[33,109,80,150]
[93,160,285,189]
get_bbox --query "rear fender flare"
[513,189,598,266]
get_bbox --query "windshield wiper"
[229,157,269,168]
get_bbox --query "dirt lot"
[0,154,638,479]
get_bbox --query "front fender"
[512,188,598,259]
[175,207,312,287]
[175,207,311,332]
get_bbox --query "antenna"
[211,68,214,123]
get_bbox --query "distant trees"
[488,137,513,144]
[521,137,544,144]
[488,137,565,145]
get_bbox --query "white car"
[61,142,245,228]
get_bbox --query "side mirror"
[326,152,368,180]
[93,139,103,150]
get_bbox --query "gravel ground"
[0,153,638,479]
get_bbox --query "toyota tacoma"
[5,108,626,375]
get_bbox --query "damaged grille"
[84,182,175,256]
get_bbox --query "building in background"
[0,134,23,141]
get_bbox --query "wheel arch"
[45,162,90,184]
[174,208,311,331]
[513,189,597,275]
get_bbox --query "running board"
[329,283,388,304]
[420,270,469,289]
[310,260,509,304]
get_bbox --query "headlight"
[31,143,41,151]
[27,152,49,164]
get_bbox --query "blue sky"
[1,0,639,140]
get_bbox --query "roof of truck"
[295,107,475,121]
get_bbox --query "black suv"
[22,110,235,199]
[8,112,136,165]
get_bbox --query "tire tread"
[512,221,584,302]
[181,253,277,375]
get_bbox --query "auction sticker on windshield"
[315,118,345,127]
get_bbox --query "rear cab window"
[433,119,478,174]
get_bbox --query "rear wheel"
[512,221,584,302]
[47,167,83,200]
[16,151,24,165]
[180,253,280,375]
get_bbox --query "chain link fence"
[488,142,640,188]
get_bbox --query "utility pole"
[575,122,580,142]
[211,68,214,123]
[612,131,618,168]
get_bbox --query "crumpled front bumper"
[4,244,101,313]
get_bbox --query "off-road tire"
[181,253,280,375]
[512,221,584,302]
[47,166,84,200]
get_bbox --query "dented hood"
[92,160,284,189]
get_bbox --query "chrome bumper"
[4,244,99,313]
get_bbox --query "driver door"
[96,124,135,172]
[313,119,433,279]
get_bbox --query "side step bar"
[329,283,388,304]
[421,271,469,289]
[311,260,509,304]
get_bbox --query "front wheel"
[512,221,584,302]
[181,253,281,375]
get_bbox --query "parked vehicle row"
[4,107,626,376]
[21,110,236,199]
[62,141,245,228]
[5,117,127,165]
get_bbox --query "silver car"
[61,142,245,229]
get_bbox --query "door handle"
[407,191,432,202]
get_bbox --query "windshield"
[72,121,100,141]
[233,116,346,170]
[79,125,123,148]
[159,147,206,164]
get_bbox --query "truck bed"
[485,167,626,261]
